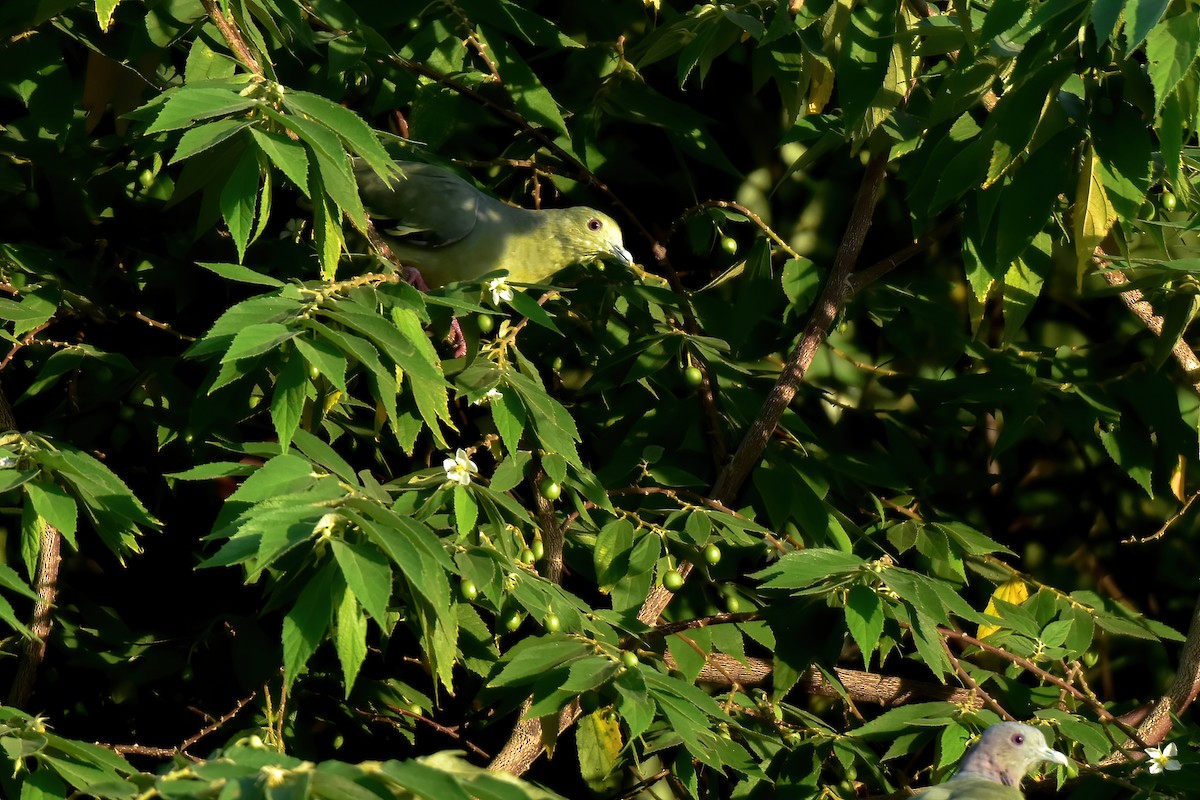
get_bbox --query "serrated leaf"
[282,563,340,688]
[221,322,298,363]
[845,585,884,668]
[334,586,368,696]
[250,127,311,196]
[24,479,77,545]
[330,538,392,625]
[1146,13,1200,113]
[1125,0,1170,55]
[171,118,253,164]
[196,261,285,287]
[271,352,308,452]
[836,0,897,125]
[220,145,262,262]
[577,709,623,794]
[752,549,866,589]
[283,90,394,175]
[1072,145,1116,280]
[144,85,257,135]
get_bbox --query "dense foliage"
[1,0,1200,798]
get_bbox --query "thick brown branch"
[7,520,59,708]
[708,148,890,507]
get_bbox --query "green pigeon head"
[543,206,633,270]
[951,722,1069,787]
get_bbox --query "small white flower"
[280,218,306,242]
[1146,742,1181,774]
[471,388,503,406]
[443,448,479,486]
[487,277,514,305]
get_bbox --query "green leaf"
[753,549,866,590]
[1091,0,1123,43]
[1096,420,1154,496]
[490,386,526,451]
[294,335,349,394]
[1125,0,1170,55]
[221,322,299,363]
[491,637,591,687]
[1146,13,1200,112]
[196,261,285,288]
[994,128,1078,269]
[220,144,262,262]
[0,293,56,337]
[24,479,77,544]
[505,371,580,466]
[334,587,368,696]
[165,462,257,480]
[330,538,392,625]
[187,292,303,358]
[507,291,561,334]
[144,84,257,135]
[249,127,312,196]
[282,90,394,175]
[333,597,364,695]
[845,585,884,668]
[594,519,634,591]
[1091,100,1153,221]
[836,0,897,125]
[483,30,569,137]
[984,61,1073,186]
[271,352,308,452]
[452,484,477,537]
[978,0,1026,42]
[171,118,253,164]
[282,562,340,688]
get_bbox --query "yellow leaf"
[978,579,1029,639]
[1072,145,1116,286]
[96,0,121,32]
[577,708,623,794]
[807,57,834,115]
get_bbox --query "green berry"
[538,479,561,501]
[1161,191,1177,212]
[519,547,536,565]
[724,593,741,613]
[684,366,704,387]
[550,356,564,372]
[504,611,523,632]
[530,537,545,561]
[621,651,639,668]
[477,314,494,334]
[544,613,561,632]
[138,169,156,190]
[720,236,738,255]
[1140,200,1156,220]
[662,569,684,591]
[703,543,722,565]
[460,579,478,601]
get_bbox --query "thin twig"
[201,0,263,77]
[364,705,491,760]
[940,637,1012,720]
[106,692,255,760]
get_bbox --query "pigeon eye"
[1011,734,1025,745]
[587,218,602,232]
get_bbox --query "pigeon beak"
[1041,745,1070,769]
[610,243,634,268]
